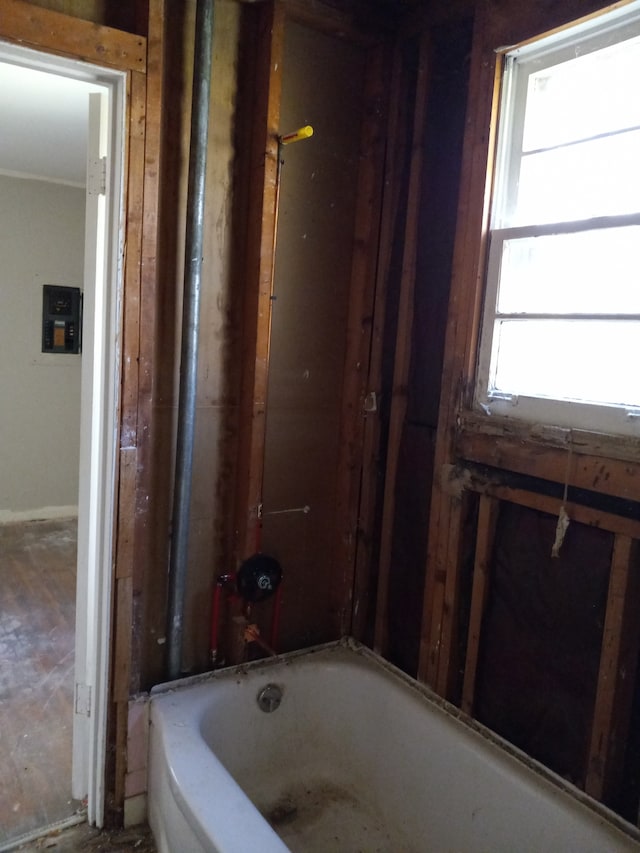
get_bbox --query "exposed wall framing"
[373,26,431,655]
[232,0,394,656]
[110,0,165,820]
[418,0,640,819]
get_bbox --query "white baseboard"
[0,505,78,524]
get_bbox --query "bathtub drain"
[257,683,282,712]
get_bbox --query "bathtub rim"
[149,636,640,849]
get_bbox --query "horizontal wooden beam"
[282,0,391,43]
[2,0,146,72]
[448,466,640,539]
[457,427,640,505]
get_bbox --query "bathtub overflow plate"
[257,683,282,713]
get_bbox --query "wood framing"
[373,27,432,653]
[417,0,640,823]
[128,0,165,693]
[419,0,640,695]
[0,0,146,70]
[417,0,499,686]
[330,39,390,636]
[109,0,165,819]
[457,427,640,504]
[454,467,640,540]
[282,0,390,43]
[586,536,640,803]
[234,1,393,647]
[461,494,499,715]
[233,0,284,564]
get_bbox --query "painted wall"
[0,175,85,519]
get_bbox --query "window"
[475,3,640,436]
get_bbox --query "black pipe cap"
[237,553,282,603]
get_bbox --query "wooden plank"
[132,0,165,619]
[113,690,130,809]
[374,29,431,654]
[461,495,499,715]
[115,449,137,580]
[460,411,640,466]
[112,576,133,707]
[120,70,146,451]
[457,473,640,541]
[457,427,640,505]
[418,2,500,687]
[1,0,146,71]
[357,37,407,644]
[233,1,285,565]
[282,0,388,44]
[435,492,473,698]
[111,0,165,813]
[586,536,640,802]
[331,41,390,636]
[483,0,629,54]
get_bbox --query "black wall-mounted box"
[42,285,82,354]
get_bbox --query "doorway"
[0,44,124,847]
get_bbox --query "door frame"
[73,83,126,820]
[0,1,151,828]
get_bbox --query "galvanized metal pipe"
[167,0,215,680]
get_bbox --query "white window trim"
[475,1,640,438]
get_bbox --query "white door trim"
[0,41,126,828]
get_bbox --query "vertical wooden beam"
[373,28,431,654]
[586,535,640,802]
[418,3,500,690]
[461,494,499,715]
[234,0,285,564]
[331,40,390,636]
[131,0,165,691]
[110,0,165,820]
[120,69,146,453]
[435,491,472,698]
[353,36,406,643]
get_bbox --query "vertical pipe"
[167,0,215,680]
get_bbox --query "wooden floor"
[0,519,82,847]
[13,823,156,852]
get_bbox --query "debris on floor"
[13,823,156,853]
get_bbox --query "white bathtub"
[148,639,640,852]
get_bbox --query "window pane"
[523,35,640,152]
[491,319,640,406]
[515,129,640,224]
[497,227,640,315]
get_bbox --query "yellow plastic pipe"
[279,125,314,145]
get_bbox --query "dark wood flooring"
[0,519,82,847]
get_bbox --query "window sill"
[455,411,640,504]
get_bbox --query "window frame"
[475,2,640,438]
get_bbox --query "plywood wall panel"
[260,19,368,651]
[23,0,146,34]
